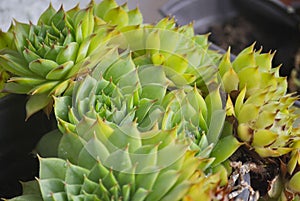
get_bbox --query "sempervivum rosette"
[9,115,221,201]
[219,44,300,199]
[0,4,108,117]
[0,0,143,117]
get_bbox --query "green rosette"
[0,0,143,117]
[219,44,300,199]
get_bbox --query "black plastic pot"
[0,94,55,198]
[160,0,300,77]
[160,0,237,34]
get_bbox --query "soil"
[208,16,256,57]
[208,15,300,80]
[229,145,281,198]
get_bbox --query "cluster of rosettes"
[5,1,229,201]
[49,54,228,200]
[3,0,300,200]
[15,51,226,200]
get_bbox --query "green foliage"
[3,0,300,200]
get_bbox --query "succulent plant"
[5,52,229,200]
[219,44,300,199]
[7,15,240,199]
[0,0,220,116]
[0,0,143,118]
[8,113,222,201]
[220,45,296,156]
[4,0,300,200]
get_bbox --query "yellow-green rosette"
[0,0,143,117]
[220,44,300,199]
